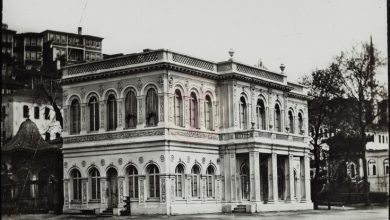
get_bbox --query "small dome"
[2,119,58,152]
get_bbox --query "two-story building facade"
[61,49,312,215]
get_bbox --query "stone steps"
[233,205,247,213]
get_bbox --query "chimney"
[78,27,82,35]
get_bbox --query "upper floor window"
[88,96,99,132]
[23,105,29,118]
[44,107,50,120]
[288,110,294,133]
[204,95,212,130]
[147,164,160,199]
[274,104,281,132]
[34,106,39,119]
[175,164,185,198]
[368,160,376,176]
[206,166,215,198]
[298,112,303,134]
[189,92,198,128]
[239,96,247,129]
[256,99,266,130]
[174,90,183,127]
[125,91,137,129]
[70,99,81,134]
[145,88,158,127]
[107,94,117,131]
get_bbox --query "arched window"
[206,166,215,198]
[174,90,183,127]
[190,92,198,128]
[70,169,82,201]
[288,110,294,133]
[23,105,29,118]
[88,96,99,132]
[147,164,160,199]
[239,96,247,129]
[204,95,212,130]
[89,168,100,200]
[107,94,117,130]
[368,160,376,176]
[146,88,158,126]
[298,113,303,134]
[125,91,137,129]
[191,165,200,198]
[127,166,138,198]
[175,164,185,198]
[240,164,249,200]
[70,99,81,134]
[274,104,281,132]
[384,159,389,175]
[256,99,266,130]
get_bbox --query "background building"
[61,49,312,215]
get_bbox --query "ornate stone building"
[61,49,312,215]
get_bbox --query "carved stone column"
[184,96,190,129]
[80,103,87,134]
[201,175,207,202]
[64,179,70,208]
[81,178,88,205]
[138,175,146,203]
[63,106,69,136]
[137,96,144,128]
[186,174,191,202]
[118,176,125,207]
[287,155,294,201]
[117,98,124,131]
[168,94,175,126]
[170,176,176,202]
[268,153,278,203]
[158,94,164,126]
[213,101,218,130]
[301,155,311,202]
[199,99,205,130]
[101,178,107,205]
[230,152,237,202]
[215,175,221,201]
[99,101,105,132]
[249,151,261,201]
[160,175,167,203]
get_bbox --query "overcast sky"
[3,0,387,83]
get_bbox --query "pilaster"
[118,176,125,207]
[230,152,237,202]
[138,175,146,203]
[99,101,105,132]
[116,98,124,131]
[249,151,261,201]
[137,96,144,128]
[268,153,278,203]
[64,179,70,208]
[81,178,88,205]
[287,154,294,201]
[80,103,87,134]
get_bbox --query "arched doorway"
[240,164,249,200]
[106,168,118,209]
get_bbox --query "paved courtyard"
[2,206,388,220]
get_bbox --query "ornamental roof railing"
[62,49,287,84]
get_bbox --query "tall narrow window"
[71,169,82,201]
[190,92,198,128]
[191,165,200,198]
[288,110,294,133]
[44,107,50,120]
[239,97,247,129]
[256,99,266,130]
[350,164,356,177]
[34,107,39,119]
[204,95,212,130]
[88,96,99,132]
[206,166,215,198]
[146,88,158,126]
[125,91,137,129]
[89,168,100,200]
[175,164,185,198]
[147,164,160,198]
[174,90,183,127]
[274,104,281,132]
[23,105,29,118]
[298,112,303,134]
[127,166,139,198]
[70,99,81,134]
[107,94,117,130]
